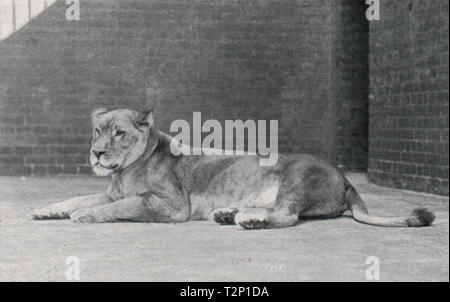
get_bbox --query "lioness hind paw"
[238,219,269,230]
[213,209,239,225]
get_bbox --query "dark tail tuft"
[406,207,435,227]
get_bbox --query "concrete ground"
[0,174,448,282]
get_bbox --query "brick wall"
[368,0,449,195]
[0,0,369,176]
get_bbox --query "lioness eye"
[95,128,101,135]
[115,130,125,136]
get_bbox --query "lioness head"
[89,108,154,176]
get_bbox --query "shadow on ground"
[0,174,448,281]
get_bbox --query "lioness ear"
[91,107,107,124]
[136,109,154,128]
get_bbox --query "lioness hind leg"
[234,208,270,229]
[211,207,239,225]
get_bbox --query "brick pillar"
[368,0,449,195]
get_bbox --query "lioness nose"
[92,150,106,159]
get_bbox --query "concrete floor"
[0,174,448,281]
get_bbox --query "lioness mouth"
[95,163,119,170]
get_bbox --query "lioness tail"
[345,185,435,227]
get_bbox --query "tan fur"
[32,109,435,229]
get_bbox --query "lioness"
[32,108,435,229]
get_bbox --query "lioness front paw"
[212,207,239,225]
[70,209,100,223]
[31,206,68,220]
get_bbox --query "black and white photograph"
[0,0,448,285]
